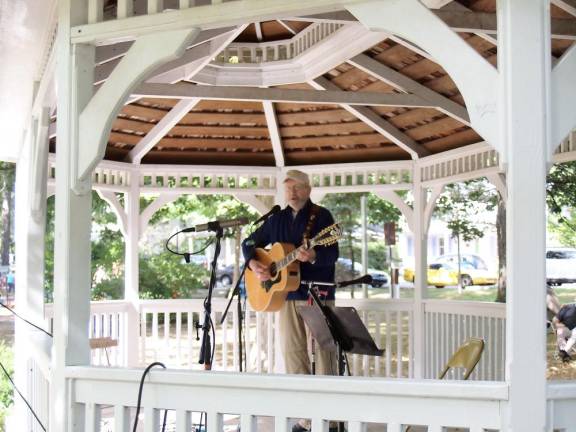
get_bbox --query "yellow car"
[403,254,497,288]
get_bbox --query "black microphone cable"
[132,362,168,432]
[0,301,52,338]
[0,361,47,431]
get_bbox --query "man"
[242,169,339,377]
[553,303,576,362]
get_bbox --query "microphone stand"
[220,216,271,372]
[197,226,224,370]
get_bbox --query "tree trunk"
[495,196,507,302]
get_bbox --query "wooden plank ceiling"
[52,0,575,166]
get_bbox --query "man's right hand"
[248,260,272,281]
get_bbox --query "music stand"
[298,280,384,377]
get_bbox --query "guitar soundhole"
[262,267,281,293]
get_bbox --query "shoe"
[560,350,572,363]
[292,424,309,432]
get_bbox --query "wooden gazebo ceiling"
[235,21,312,43]
[54,0,576,167]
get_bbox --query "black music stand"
[297,280,384,377]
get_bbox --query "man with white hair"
[242,170,339,395]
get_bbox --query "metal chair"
[405,338,485,431]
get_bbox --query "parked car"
[403,253,497,288]
[216,264,235,285]
[546,247,576,286]
[336,258,390,288]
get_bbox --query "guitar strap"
[303,203,321,245]
[302,204,328,302]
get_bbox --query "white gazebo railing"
[424,300,506,381]
[44,298,506,381]
[217,22,345,64]
[66,366,508,432]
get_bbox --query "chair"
[438,337,485,380]
[405,338,485,432]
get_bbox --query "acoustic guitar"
[245,223,342,312]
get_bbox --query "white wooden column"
[124,178,140,366]
[51,2,94,431]
[411,167,427,379]
[498,0,549,430]
[14,109,51,430]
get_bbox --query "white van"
[546,247,576,286]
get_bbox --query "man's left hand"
[297,248,316,263]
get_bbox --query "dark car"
[216,264,234,285]
[336,258,390,288]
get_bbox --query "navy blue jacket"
[242,200,339,300]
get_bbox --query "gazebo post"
[124,179,141,367]
[13,107,51,429]
[412,167,428,380]
[498,0,549,430]
[51,2,94,430]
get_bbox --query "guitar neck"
[275,242,315,272]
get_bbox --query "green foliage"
[139,253,209,299]
[548,210,576,248]
[0,341,13,430]
[44,193,126,301]
[547,162,576,243]
[434,179,497,242]
[0,162,15,267]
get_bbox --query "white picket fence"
[67,366,509,432]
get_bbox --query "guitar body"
[245,242,301,312]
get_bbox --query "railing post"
[498,0,549,430]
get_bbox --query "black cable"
[0,361,47,431]
[132,362,168,432]
[0,301,52,338]
[165,229,214,260]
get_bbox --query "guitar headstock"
[311,223,342,247]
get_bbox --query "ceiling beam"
[277,20,297,34]
[133,82,437,108]
[254,22,263,41]
[95,27,235,64]
[297,10,576,40]
[310,77,430,159]
[263,101,285,167]
[420,0,454,8]
[94,27,244,84]
[348,54,470,125]
[434,9,576,39]
[552,0,576,18]
[125,98,201,163]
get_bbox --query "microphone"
[337,274,373,288]
[182,217,249,233]
[253,205,281,225]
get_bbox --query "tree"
[0,162,15,267]
[547,162,576,245]
[321,192,401,297]
[434,180,498,291]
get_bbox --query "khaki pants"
[278,300,337,376]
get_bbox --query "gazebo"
[5,0,576,430]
